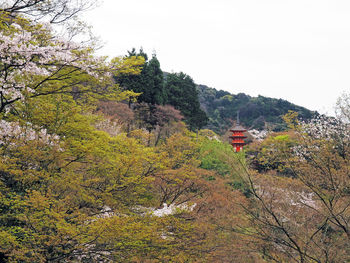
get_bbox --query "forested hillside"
[0,1,349,262]
[198,84,317,134]
[114,49,208,131]
[114,48,317,135]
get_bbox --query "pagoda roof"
[230,142,246,145]
[230,125,247,132]
[229,135,247,139]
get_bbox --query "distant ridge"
[197,84,317,134]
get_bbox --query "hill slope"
[197,84,317,134]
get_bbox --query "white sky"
[82,0,350,115]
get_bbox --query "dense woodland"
[114,49,207,132]
[0,1,349,262]
[198,85,316,134]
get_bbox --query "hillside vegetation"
[198,84,317,134]
[114,48,317,135]
[0,2,349,262]
[114,49,207,131]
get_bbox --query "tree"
[165,72,208,131]
[336,92,350,123]
[240,114,350,262]
[115,49,166,105]
[197,84,316,134]
[96,101,134,134]
[147,54,166,105]
[153,132,207,207]
[0,94,219,262]
[0,14,143,114]
[152,104,183,145]
[247,131,297,176]
[1,0,97,29]
[0,92,166,261]
[0,3,228,263]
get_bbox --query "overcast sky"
[83,0,350,115]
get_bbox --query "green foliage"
[115,48,167,105]
[5,6,349,262]
[0,23,211,259]
[165,72,208,130]
[199,139,232,176]
[115,50,208,131]
[247,131,297,176]
[0,90,211,261]
[197,85,317,134]
[198,136,250,196]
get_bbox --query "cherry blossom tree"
[242,113,350,262]
[0,13,143,114]
[336,92,350,123]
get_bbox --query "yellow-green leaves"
[111,55,145,76]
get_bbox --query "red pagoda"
[229,112,247,152]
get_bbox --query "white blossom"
[0,19,113,111]
[0,120,60,146]
[249,129,268,141]
[293,115,350,159]
[152,203,197,217]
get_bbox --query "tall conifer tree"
[165,72,208,130]
[115,49,166,105]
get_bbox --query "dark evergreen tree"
[147,55,166,105]
[115,49,166,105]
[165,72,208,131]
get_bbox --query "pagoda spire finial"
[237,110,240,125]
